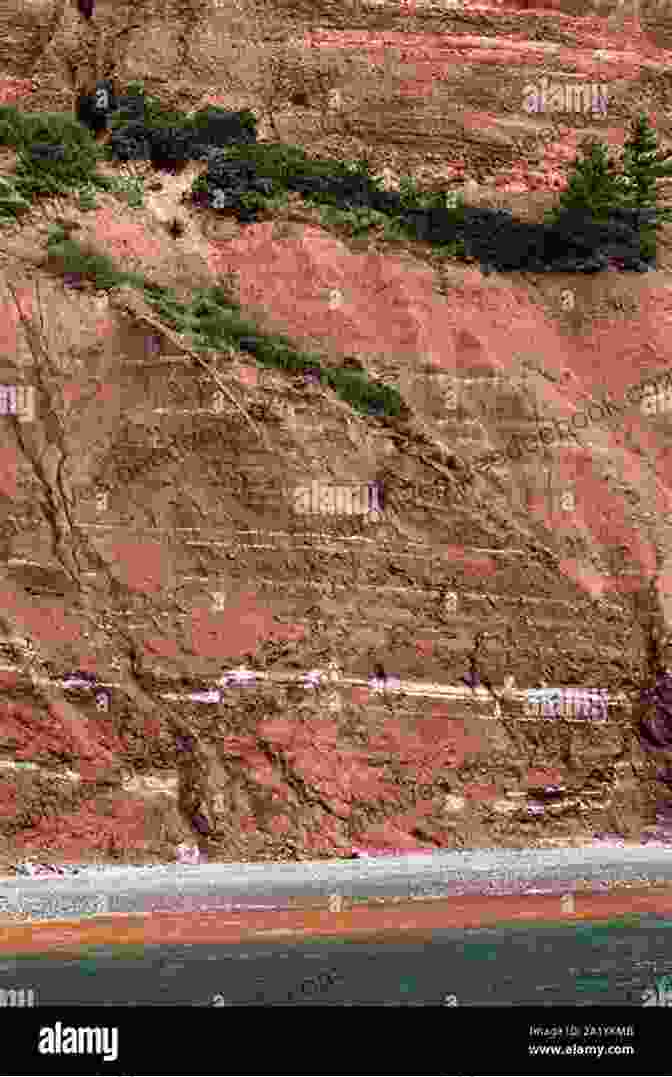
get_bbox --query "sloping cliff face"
[0,0,671,869]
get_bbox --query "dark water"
[2,914,672,1006]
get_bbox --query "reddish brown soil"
[2,887,671,954]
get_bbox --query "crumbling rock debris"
[14,860,81,877]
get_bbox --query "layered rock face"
[0,0,670,867]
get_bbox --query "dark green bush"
[324,367,404,418]
[0,107,106,204]
[188,105,257,143]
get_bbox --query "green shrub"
[45,233,129,290]
[324,366,404,417]
[381,215,408,240]
[0,107,105,205]
[317,203,387,236]
[394,172,451,212]
[77,183,98,211]
[188,105,257,140]
[0,106,26,148]
[0,175,31,220]
[110,175,145,208]
[396,172,422,210]
[639,224,658,260]
[0,109,99,156]
[345,152,376,181]
[142,93,189,131]
[14,143,99,201]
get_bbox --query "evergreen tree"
[617,112,672,259]
[554,136,624,221]
[618,111,672,210]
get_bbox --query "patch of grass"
[42,230,406,420]
[199,142,369,196]
[0,105,26,147]
[0,175,31,221]
[45,231,132,290]
[260,191,291,214]
[109,175,145,208]
[317,203,388,237]
[137,92,189,133]
[76,182,99,211]
[167,285,404,417]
